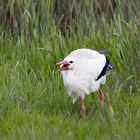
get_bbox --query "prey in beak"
[57,60,70,71]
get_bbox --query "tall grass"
[0,0,140,140]
[0,0,140,35]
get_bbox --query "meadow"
[0,0,140,140]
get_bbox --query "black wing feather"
[96,58,113,81]
[98,49,109,54]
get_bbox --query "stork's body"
[57,49,113,113]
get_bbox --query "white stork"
[57,49,113,114]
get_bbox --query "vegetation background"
[0,0,140,139]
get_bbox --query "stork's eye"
[69,61,73,64]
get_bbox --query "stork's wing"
[96,57,113,80]
[98,49,109,54]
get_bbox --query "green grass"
[0,8,140,140]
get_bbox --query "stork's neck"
[61,70,76,85]
[61,70,73,79]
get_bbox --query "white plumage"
[57,48,113,113]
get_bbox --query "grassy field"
[0,1,140,140]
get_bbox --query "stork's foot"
[79,96,86,115]
[99,89,105,110]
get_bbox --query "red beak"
[57,60,70,71]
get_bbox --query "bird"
[57,48,113,114]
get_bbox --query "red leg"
[79,96,86,114]
[99,89,105,110]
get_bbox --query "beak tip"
[56,60,68,65]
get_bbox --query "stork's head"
[57,59,74,71]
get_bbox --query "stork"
[57,49,113,114]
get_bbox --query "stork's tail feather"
[98,49,109,54]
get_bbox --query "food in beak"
[57,60,70,71]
